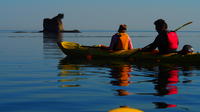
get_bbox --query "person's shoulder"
[119,33,129,36]
[167,30,177,33]
[112,33,120,37]
[167,31,178,36]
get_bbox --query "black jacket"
[142,31,177,54]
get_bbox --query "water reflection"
[153,102,177,109]
[57,57,197,110]
[109,64,133,96]
[136,64,180,109]
[154,64,179,96]
[110,64,132,87]
[58,58,87,88]
[43,33,63,59]
[58,57,181,96]
[181,65,195,83]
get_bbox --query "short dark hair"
[57,13,64,19]
[118,24,127,33]
[154,19,168,29]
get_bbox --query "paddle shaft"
[173,21,192,32]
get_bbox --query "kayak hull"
[57,41,200,64]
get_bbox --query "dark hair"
[118,24,127,33]
[57,13,64,19]
[154,19,168,30]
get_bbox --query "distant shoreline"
[0,30,200,33]
[14,29,81,33]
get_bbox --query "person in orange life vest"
[142,19,179,54]
[100,24,133,50]
[109,24,133,50]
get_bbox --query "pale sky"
[0,0,199,31]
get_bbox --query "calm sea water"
[0,30,200,112]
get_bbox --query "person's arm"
[128,36,133,49]
[109,34,119,50]
[97,34,118,50]
[142,36,159,51]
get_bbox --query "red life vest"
[167,32,179,50]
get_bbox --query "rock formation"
[43,13,64,33]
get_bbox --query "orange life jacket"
[115,33,131,50]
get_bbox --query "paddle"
[173,21,192,32]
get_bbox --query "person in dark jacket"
[142,19,179,54]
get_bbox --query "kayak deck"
[57,41,139,58]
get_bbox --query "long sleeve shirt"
[143,31,178,54]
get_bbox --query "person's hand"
[137,48,143,51]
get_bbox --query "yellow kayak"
[57,41,138,58]
[108,106,143,112]
[57,41,200,64]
